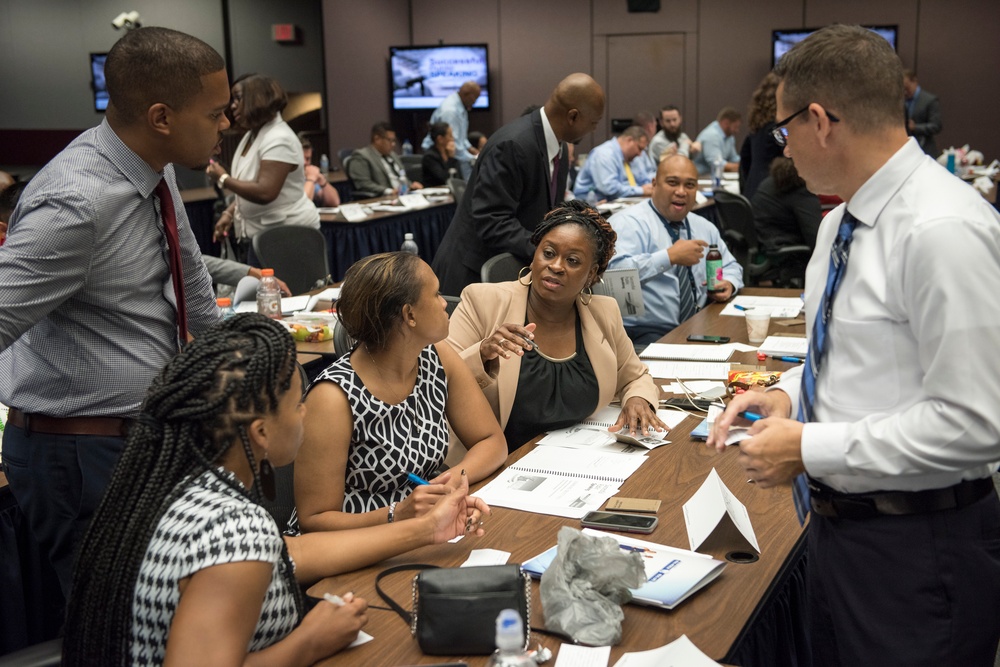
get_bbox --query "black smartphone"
[581,511,658,534]
[687,334,731,344]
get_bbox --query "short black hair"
[371,121,394,142]
[531,200,617,284]
[105,27,225,124]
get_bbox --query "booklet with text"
[523,528,726,610]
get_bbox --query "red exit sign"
[272,24,298,43]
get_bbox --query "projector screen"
[390,44,489,111]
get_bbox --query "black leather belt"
[808,477,995,520]
[7,408,131,438]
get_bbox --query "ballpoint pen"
[770,355,805,363]
[739,410,764,422]
[406,472,431,485]
[733,304,748,311]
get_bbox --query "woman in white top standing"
[208,74,320,266]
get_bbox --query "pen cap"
[494,609,524,651]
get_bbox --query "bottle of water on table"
[487,609,533,667]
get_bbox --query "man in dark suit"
[432,73,605,295]
[904,69,942,156]
[347,121,423,199]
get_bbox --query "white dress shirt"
[777,138,1000,493]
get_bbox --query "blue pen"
[772,355,805,363]
[406,472,431,486]
[739,410,764,422]
[733,304,747,311]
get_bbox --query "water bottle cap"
[494,609,523,650]
[404,233,414,239]
[261,268,274,276]
[216,297,231,307]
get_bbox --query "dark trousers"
[1,424,126,598]
[807,490,1000,666]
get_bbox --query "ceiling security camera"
[111,11,142,30]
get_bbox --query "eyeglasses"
[771,105,840,146]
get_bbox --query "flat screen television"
[772,25,898,66]
[390,44,489,111]
[90,52,109,112]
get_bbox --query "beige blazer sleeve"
[446,281,660,430]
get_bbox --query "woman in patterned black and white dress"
[293,252,508,533]
[62,315,489,666]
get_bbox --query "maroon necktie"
[154,179,188,343]
[549,154,560,208]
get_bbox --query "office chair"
[337,148,354,169]
[480,253,523,284]
[712,189,812,288]
[0,639,62,667]
[443,295,461,316]
[447,177,467,204]
[332,318,355,357]
[252,226,331,296]
[258,462,296,530]
[399,154,423,184]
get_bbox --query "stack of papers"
[642,361,731,380]
[537,407,691,453]
[719,295,804,318]
[522,528,726,610]
[756,335,808,357]
[474,448,648,518]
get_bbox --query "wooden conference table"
[303,288,808,666]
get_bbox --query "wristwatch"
[218,173,229,188]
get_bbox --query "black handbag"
[375,563,531,656]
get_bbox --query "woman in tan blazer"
[447,201,664,452]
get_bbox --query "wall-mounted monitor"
[390,44,489,111]
[772,26,898,66]
[91,53,109,112]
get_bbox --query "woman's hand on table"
[609,396,667,436]
[297,590,368,660]
[480,322,536,363]
[422,470,490,542]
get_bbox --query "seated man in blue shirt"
[693,107,742,175]
[608,155,743,344]
[573,126,654,201]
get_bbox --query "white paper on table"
[557,643,611,667]
[233,275,259,307]
[719,295,804,318]
[682,468,760,553]
[234,301,258,314]
[312,286,341,301]
[640,344,732,362]
[339,203,369,221]
[419,186,451,196]
[461,549,511,567]
[612,634,721,667]
[347,630,374,648]
[662,380,726,395]
[643,361,730,380]
[725,342,758,353]
[756,335,809,357]
[371,203,408,213]
[316,206,339,214]
[280,295,311,314]
[398,192,431,209]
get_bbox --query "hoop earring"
[259,455,276,502]
[579,286,593,306]
[518,267,532,286]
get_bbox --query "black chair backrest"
[443,295,461,316]
[480,253,523,284]
[257,462,296,529]
[712,190,757,274]
[337,148,354,169]
[447,177,467,204]
[399,154,423,184]
[252,226,330,296]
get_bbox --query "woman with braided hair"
[447,200,664,452]
[63,314,489,666]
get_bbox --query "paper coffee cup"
[745,309,771,344]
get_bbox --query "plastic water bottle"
[256,268,282,319]
[401,232,419,255]
[399,171,409,196]
[402,139,413,156]
[487,609,533,667]
[319,153,330,174]
[217,297,236,321]
[712,157,724,189]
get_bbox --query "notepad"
[474,448,647,518]
[640,343,733,362]
[756,335,808,357]
[642,361,731,380]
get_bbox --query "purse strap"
[374,563,439,627]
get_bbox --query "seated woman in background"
[63,315,488,666]
[751,156,822,285]
[421,122,460,187]
[293,253,507,533]
[447,200,663,452]
[208,74,320,266]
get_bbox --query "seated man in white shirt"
[573,126,653,201]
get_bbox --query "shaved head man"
[432,73,605,295]
[421,79,484,178]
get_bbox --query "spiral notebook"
[474,447,648,518]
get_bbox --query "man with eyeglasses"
[607,155,742,345]
[709,25,1000,666]
[347,121,423,199]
